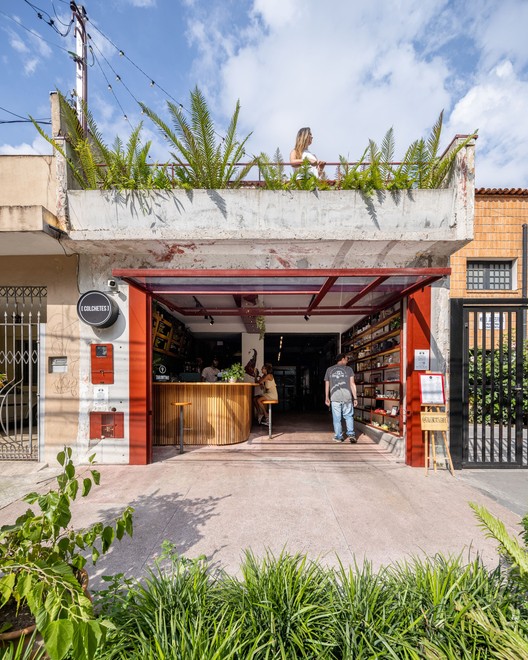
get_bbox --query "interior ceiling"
[115,268,449,335]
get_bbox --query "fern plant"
[470,502,528,595]
[140,87,256,189]
[32,92,172,191]
[257,149,287,190]
[336,112,477,193]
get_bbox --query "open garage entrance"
[117,268,448,466]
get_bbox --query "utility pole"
[71,2,88,135]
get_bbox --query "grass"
[89,545,527,659]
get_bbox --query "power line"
[0,8,72,55]
[84,18,229,144]
[0,105,49,124]
[86,22,184,107]
[22,0,74,37]
[0,119,51,125]
[89,46,134,131]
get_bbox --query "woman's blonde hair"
[292,127,312,160]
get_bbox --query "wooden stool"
[261,399,277,439]
[171,401,192,454]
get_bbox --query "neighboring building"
[448,189,528,468]
[0,93,476,468]
[450,189,528,301]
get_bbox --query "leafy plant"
[140,87,256,189]
[256,149,287,190]
[255,315,266,340]
[32,92,172,191]
[221,363,245,382]
[468,340,528,424]
[471,502,528,594]
[336,111,477,193]
[0,447,134,660]
[288,160,331,191]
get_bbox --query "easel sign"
[419,373,445,406]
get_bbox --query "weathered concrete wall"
[77,255,130,465]
[0,156,56,209]
[66,188,474,269]
[67,187,471,239]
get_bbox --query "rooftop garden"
[34,89,476,194]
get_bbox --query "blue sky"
[1,0,528,188]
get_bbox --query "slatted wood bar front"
[153,383,256,446]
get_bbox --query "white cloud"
[182,0,528,187]
[0,134,51,156]
[124,0,157,6]
[24,58,39,75]
[471,0,528,71]
[7,30,29,54]
[447,60,528,187]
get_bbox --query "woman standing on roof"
[290,127,326,177]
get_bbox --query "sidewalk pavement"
[0,421,526,588]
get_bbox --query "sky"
[1,0,528,188]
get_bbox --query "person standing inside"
[202,358,220,382]
[290,127,326,178]
[324,353,358,443]
[254,363,278,425]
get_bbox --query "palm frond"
[470,502,528,581]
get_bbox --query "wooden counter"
[153,382,257,446]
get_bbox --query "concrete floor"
[0,412,526,587]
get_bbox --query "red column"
[128,286,151,465]
[405,288,431,467]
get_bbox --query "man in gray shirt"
[324,353,358,443]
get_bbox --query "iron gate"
[450,298,528,468]
[0,286,45,461]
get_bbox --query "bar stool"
[261,400,277,439]
[171,401,192,454]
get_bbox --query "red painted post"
[405,288,432,467]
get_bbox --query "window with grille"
[466,261,513,290]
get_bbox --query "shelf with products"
[342,311,401,348]
[153,307,190,358]
[343,302,403,436]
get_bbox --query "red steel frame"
[118,268,443,467]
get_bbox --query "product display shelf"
[343,304,403,436]
[153,310,187,357]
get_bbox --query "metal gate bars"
[450,298,528,468]
[0,286,45,461]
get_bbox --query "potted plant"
[0,447,134,660]
[0,373,7,389]
[221,363,245,383]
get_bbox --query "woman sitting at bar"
[254,363,278,425]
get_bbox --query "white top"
[302,149,319,177]
[202,366,220,382]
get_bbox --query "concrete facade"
[0,93,476,465]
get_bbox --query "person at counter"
[254,363,278,425]
[202,358,220,382]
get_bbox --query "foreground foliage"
[468,340,528,425]
[90,514,528,659]
[0,448,134,660]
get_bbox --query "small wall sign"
[77,291,119,328]
[414,349,430,371]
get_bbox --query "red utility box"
[91,344,114,384]
[89,412,124,439]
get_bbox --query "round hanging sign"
[77,290,119,328]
